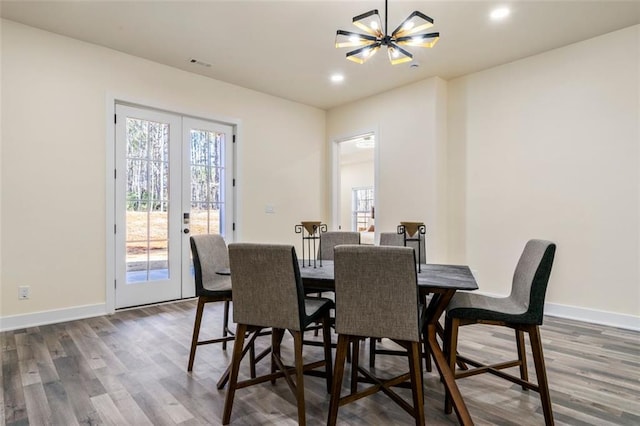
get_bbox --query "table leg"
[427,324,473,425]
[422,289,474,426]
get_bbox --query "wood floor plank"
[42,380,80,426]
[2,343,27,424]
[108,387,154,426]
[2,300,639,425]
[21,382,52,425]
[91,392,130,425]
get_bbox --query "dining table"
[217,260,478,425]
[299,260,477,426]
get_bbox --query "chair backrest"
[334,245,420,342]
[509,239,556,324]
[190,234,231,295]
[379,232,427,263]
[228,243,306,331]
[318,231,361,260]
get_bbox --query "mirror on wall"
[337,133,375,245]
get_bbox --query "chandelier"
[335,0,439,65]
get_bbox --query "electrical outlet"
[18,286,30,300]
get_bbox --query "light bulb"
[490,7,510,20]
[403,21,415,31]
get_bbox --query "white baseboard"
[544,302,640,332]
[0,303,108,332]
[0,299,637,333]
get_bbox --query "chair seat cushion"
[200,275,232,297]
[447,291,533,324]
[302,297,334,328]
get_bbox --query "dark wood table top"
[298,260,478,292]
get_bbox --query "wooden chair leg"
[187,297,206,372]
[444,316,459,415]
[222,300,231,350]
[322,314,334,393]
[222,323,248,425]
[249,339,256,379]
[528,325,554,426]
[369,337,376,368]
[422,331,432,373]
[313,292,322,336]
[408,341,426,426]
[328,335,349,426]
[351,338,361,394]
[292,331,306,426]
[515,328,529,390]
[271,328,285,385]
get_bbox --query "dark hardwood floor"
[2,299,639,425]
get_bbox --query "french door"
[114,104,234,309]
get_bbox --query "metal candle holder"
[294,222,327,268]
[397,222,426,272]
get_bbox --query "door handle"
[183,228,190,234]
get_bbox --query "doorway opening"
[333,133,376,245]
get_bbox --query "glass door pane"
[124,118,170,283]
[181,117,234,298]
[115,104,182,308]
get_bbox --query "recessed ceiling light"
[490,7,510,21]
[330,74,345,83]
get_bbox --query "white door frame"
[330,128,379,233]
[105,94,241,313]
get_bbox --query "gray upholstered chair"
[309,231,361,336]
[328,245,425,426]
[444,239,556,425]
[222,243,334,425]
[373,231,428,369]
[318,231,361,260]
[379,231,426,263]
[188,234,234,372]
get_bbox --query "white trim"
[0,304,107,332]
[105,95,116,315]
[473,290,640,331]
[544,302,640,332]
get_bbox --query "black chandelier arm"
[352,8,379,24]
[391,10,433,37]
[389,42,413,59]
[396,32,440,44]
[336,29,378,43]
[346,42,381,58]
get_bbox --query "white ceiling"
[1,1,638,110]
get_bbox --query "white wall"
[0,20,326,320]
[448,25,639,319]
[327,77,449,261]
